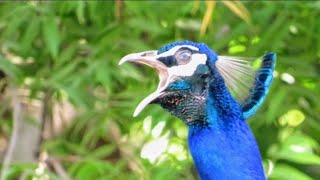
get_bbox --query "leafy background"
[0,1,319,180]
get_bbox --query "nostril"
[142,51,155,57]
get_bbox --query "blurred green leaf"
[21,18,40,54]
[42,16,60,59]
[87,144,116,159]
[269,132,320,165]
[266,86,286,124]
[270,164,312,180]
[73,161,106,180]
[76,2,85,24]
[0,58,22,83]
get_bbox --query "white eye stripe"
[157,45,199,58]
[168,54,207,76]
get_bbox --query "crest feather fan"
[216,56,256,102]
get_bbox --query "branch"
[0,87,22,180]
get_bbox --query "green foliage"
[0,1,319,179]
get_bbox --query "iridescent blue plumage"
[120,40,276,180]
[242,53,276,119]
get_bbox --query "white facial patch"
[156,45,199,58]
[168,54,207,76]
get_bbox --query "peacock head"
[119,41,219,125]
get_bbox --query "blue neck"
[188,74,266,180]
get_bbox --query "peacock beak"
[119,50,171,117]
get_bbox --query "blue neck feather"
[188,72,266,180]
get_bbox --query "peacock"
[119,41,276,180]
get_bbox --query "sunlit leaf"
[222,1,251,24]
[192,0,200,15]
[200,1,216,37]
[278,109,305,127]
[228,44,246,54]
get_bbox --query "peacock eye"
[175,50,192,65]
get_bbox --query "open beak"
[119,50,170,117]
